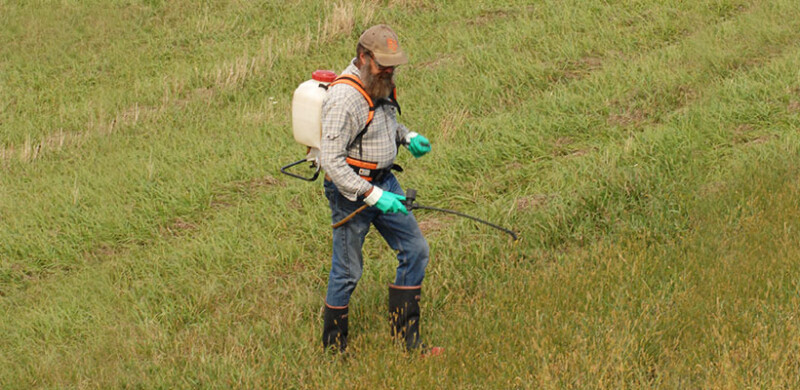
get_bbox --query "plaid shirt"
[320,59,410,201]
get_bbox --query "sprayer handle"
[404,188,417,208]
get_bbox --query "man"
[319,24,439,356]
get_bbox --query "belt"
[346,157,402,182]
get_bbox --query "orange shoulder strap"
[330,75,375,126]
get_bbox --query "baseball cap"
[358,24,408,67]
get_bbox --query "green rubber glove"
[364,187,408,215]
[405,132,431,158]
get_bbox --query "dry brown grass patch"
[607,108,649,128]
[222,176,284,198]
[554,136,573,147]
[516,194,551,211]
[388,0,435,11]
[439,107,471,141]
[417,215,454,234]
[560,56,603,80]
[317,1,376,43]
[730,125,776,146]
[469,8,518,26]
[160,217,198,237]
[744,135,773,145]
[210,176,284,208]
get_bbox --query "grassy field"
[2,0,800,388]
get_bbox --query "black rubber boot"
[388,285,423,351]
[322,304,348,353]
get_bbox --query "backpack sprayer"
[281,70,518,241]
[280,70,337,181]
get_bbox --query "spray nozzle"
[404,188,417,209]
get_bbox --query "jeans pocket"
[324,180,336,200]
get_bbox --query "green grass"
[2,0,800,388]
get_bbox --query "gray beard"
[359,62,395,100]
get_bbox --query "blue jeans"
[324,173,429,307]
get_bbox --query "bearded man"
[319,24,440,356]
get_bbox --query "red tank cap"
[312,70,337,83]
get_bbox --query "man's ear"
[357,52,369,67]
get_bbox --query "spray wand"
[332,188,518,241]
[404,189,518,241]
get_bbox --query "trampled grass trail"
[1,0,799,388]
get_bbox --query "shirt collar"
[343,58,361,78]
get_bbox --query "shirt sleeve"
[383,103,410,146]
[320,88,374,202]
[395,122,411,145]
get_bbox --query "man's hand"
[405,132,431,158]
[364,186,408,214]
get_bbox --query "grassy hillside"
[2,0,799,388]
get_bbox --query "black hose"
[405,188,518,241]
[410,204,518,241]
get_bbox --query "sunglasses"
[369,54,395,72]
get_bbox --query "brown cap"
[358,24,408,67]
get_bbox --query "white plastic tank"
[291,70,337,149]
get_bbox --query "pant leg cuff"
[325,300,348,310]
[388,283,422,290]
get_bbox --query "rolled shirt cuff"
[363,186,383,206]
[404,131,419,145]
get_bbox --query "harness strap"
[330,75,375,128]
[345,157,403,182]
[389,88,402,115]
[329,74,401,157]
